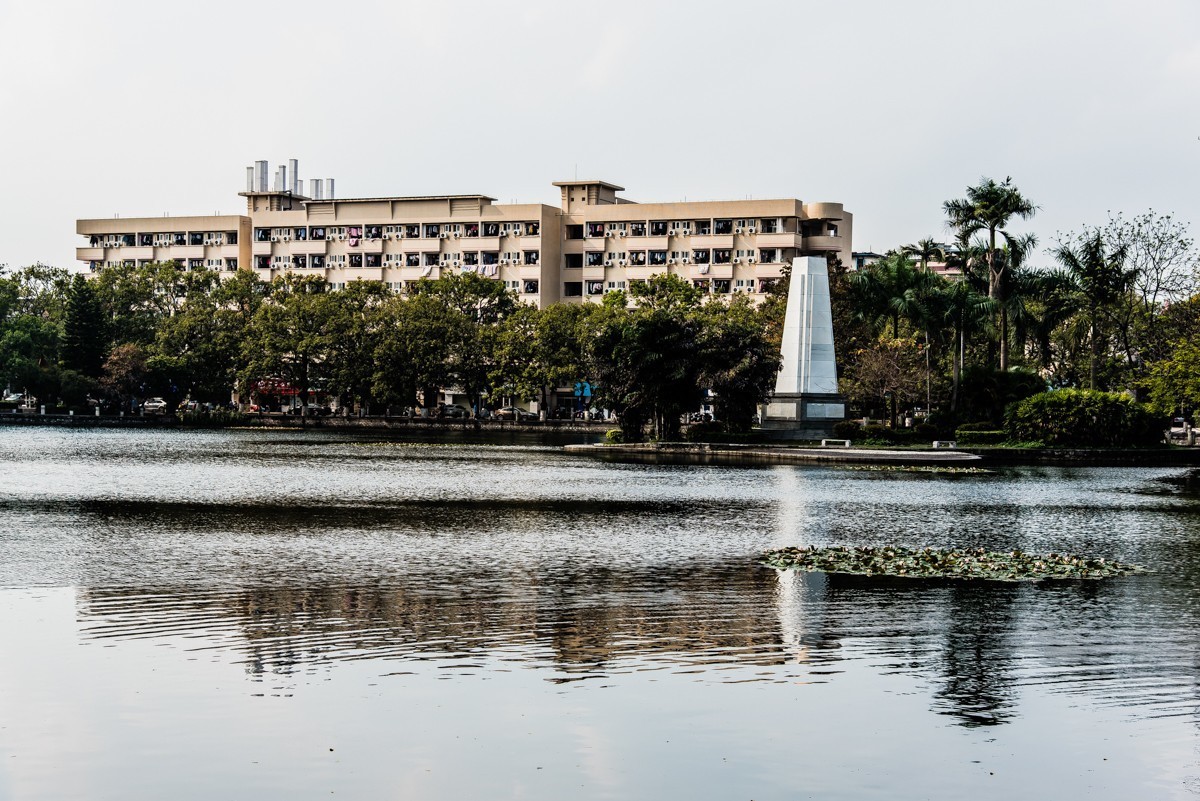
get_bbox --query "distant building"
[77,160,852,306]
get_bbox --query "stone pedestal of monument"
[761,256,846,440]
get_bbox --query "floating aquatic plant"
[842,465,997,475]
[762,545,1147,581]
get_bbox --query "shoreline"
[564,441,1200,468]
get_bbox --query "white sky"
[2,0,1199,271]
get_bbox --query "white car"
[3,392,25,403]
[142,397,169,415]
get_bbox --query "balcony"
[218,244,241,259]
[804,202,844,220]
[801,235,843,252]
[169,245,204,259]
[755,232,801,248]
[252,241,273,256]
[123,246,154,261]
[76,247,104,261]
[754,262,788,278]
[685,263,732,280]
[356,239,383,255]
[688,234,732,250]
[289,239,324,255]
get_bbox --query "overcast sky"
[2,0,1198,271]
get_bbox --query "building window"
[585,251,604,266]
[713,279,731,294]
[254,228,271,242]
[465,223,479,238]
[366,254,381,268]
[629,222,646,236]
[649,250,667,265]
[714,249,731,264]
[523,279,539,294]
[294,255,307,268]
[630,251,646,265]
[607,281,626,291]
[365,225,382,239]
[693,249,711,264]
[463,252,479,266]
[714,219,732,235]
[404,224,420,238]
[525,222,540,236]
[760,218,779,234]
[406,254,420,267]
[226,258,238,270]
[255,256,270,269]
[649,221,668,236]
[586,280,604,295]
[586,222,605,238]
[524,251,539,265]
[694,220,712,235]
[294,227,308,241]
[565,225,584,240]
[139,234,153,246]
[563,281,583,297]
[482,222,499,237]
[424,224,441,238]
[565,253,583,269]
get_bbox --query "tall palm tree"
[1052,234,1134,389]
[850,252,931,339]
[943,177,1038,370]
[902,238,946,273]
[927,279,994,413]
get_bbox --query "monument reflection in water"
[0,428,1198,800]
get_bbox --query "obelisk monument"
[761,256,846,439]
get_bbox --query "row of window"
[89,232,238,247]
[562,277,777,297]
[567,218,822,240]
[256,251,541,270]
[330,279,542,295]
[567,248,789,268]
[254,221,540,243]
[88,259,238,271]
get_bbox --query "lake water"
[0,428,1198,800]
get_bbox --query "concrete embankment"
[565,441,1200,468]
[564,442,984,467]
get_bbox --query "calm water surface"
[1,428,1198,799]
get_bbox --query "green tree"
[61,274,108,378]
[943,177,1038,369]
[1051,233,1135,390]
[244,275,336,412]
[697,297,781,432]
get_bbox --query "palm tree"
[902,238,946,273]
[927,279,994,413]
[1052,234,1134,389]
[850,252,931,339]
[943,177,1038,370]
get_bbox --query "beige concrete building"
[77,161,851,306]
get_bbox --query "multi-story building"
[77,160,852,306]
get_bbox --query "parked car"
[3,392,25,404]
[142,397,169,415]
[494,406,537,422]
[1169,417,1190,441]
[437,403,469,419]
[287,403,330,417]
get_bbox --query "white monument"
[761,256,846,438]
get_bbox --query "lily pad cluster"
[842,465,996,475]
[762,545,1147,581]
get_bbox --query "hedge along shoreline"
[1004,389,1163,448]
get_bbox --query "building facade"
[77,162,852,306]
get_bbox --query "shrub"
[1005,389,1163,448]
[958,367,1046,426]
[832,421,860,440]
[955,421,998,432]
[955,429,1008,446]
[604,428,624,445]
[914,422,938,438]
[178,409,246,428]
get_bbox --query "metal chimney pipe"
[246,166,254,191]
[326,178,335,200]
[289,159,299,194]
[255,161,268,192]
[310,179,322,200]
